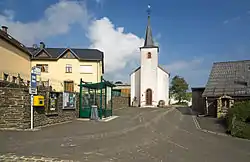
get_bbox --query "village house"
[201,60,250,118]
[112,81,131,97]
[0,26,104,92]
[28,42,104,92]
[0,26,32,85]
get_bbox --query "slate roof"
[0,29,31,56]
[202,60,250,97]
[130,65,170,75]
[140,14,158,49]
[28,47,104,61]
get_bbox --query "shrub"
[172,102,188,106]
[227,101,250,139]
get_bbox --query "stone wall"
[0,88,28,129]
[112,96,130,109]
[0,87,79,130]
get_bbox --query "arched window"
[147,52,152,59]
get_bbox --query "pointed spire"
[143,4,156,48]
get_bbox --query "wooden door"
[146,89,152,105]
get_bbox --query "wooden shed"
[192,87,206,115]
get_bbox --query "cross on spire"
[143,4,157,48]
[147,4,151,17]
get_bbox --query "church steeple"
[143,5,157,48]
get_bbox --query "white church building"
[130,11,170,107]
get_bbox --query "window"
[147,52,152,59]
[64,81,74,92]
[36,64,48,73]
[80,65,93,74]
[3,73,8,81]
[27,80,30,86]
[65,64,72,73]
[12,76,17,83]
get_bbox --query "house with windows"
[28,42,104,92]
[0,26,31,85]
[0,25,104,92]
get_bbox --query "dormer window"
[147,52,152,59]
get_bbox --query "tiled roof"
[28,47,103,61]
[202,60,250,97]
[0,29,31,56]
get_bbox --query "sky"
[1,0,250,88]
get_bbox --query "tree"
[115,81,123,84]
[170,75,189,103]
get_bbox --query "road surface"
[0,107,249,162]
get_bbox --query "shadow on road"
[175,107,192,115]
[197,116,228,134]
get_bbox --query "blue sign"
[31,73,37,88]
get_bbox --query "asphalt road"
[0,107,250,162]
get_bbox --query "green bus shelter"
[79,76,115,119]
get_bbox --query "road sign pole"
[31,94,34,129]
[30,66,38,130]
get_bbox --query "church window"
[147,52,152,59]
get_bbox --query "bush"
[227,101,250,139]
[172,102,188,106]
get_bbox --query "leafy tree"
[185,92,192,102]
[115,81,123,84]
[170,75,189,103]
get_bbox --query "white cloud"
[223,16,241,25]
[87,17,144,73]
[165,58,204,72]
[164,58,208,87]
[0,0,144,79]
[0,0,90,45]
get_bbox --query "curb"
[189,108,250,141]
[77,116,119,122]
[189,108,229,137]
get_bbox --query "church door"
[146,89,152,105]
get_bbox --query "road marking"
[115,107,127,110]
[102,116,119,122]
[167,139,189,150]
[192,116,201,129]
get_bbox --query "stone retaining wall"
[0,87,79,130]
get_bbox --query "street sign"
[31,73,37,88]
[29,87,37,95]
[30,67,37,95]
[33,67,41,75]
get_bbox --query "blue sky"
[1,0,250,88]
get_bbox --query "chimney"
[1,26,8,33]
[40,42,45,49]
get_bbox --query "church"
[130,10,170,107]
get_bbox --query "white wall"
[157,67,170,106]
[130,69,141,106]
[140,47,158,107]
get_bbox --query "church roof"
[141,7,158,49]
[130,66,169,75]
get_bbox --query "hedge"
[227,101,250,139]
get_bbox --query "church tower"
[140,6,159,107]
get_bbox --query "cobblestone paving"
[0,153,76,162]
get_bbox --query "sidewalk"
[196,116,228,134]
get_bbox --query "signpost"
[30,67,39,129]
